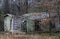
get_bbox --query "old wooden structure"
[4,14,22,33]
[4,13,60,33]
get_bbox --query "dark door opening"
[34,20,42,33]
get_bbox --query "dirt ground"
[0,33,60,39]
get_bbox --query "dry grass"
[0,33,59,39]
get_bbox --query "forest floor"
[0,33,60,39]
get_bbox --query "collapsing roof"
[22,12,49,20]
[4,14,14,17]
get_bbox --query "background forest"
[0,0,60,31]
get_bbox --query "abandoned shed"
[22,12,50,33]
[4,14,14,32]
[4,13,50,33]
[4,14,23,33]
[4,12,60,33]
